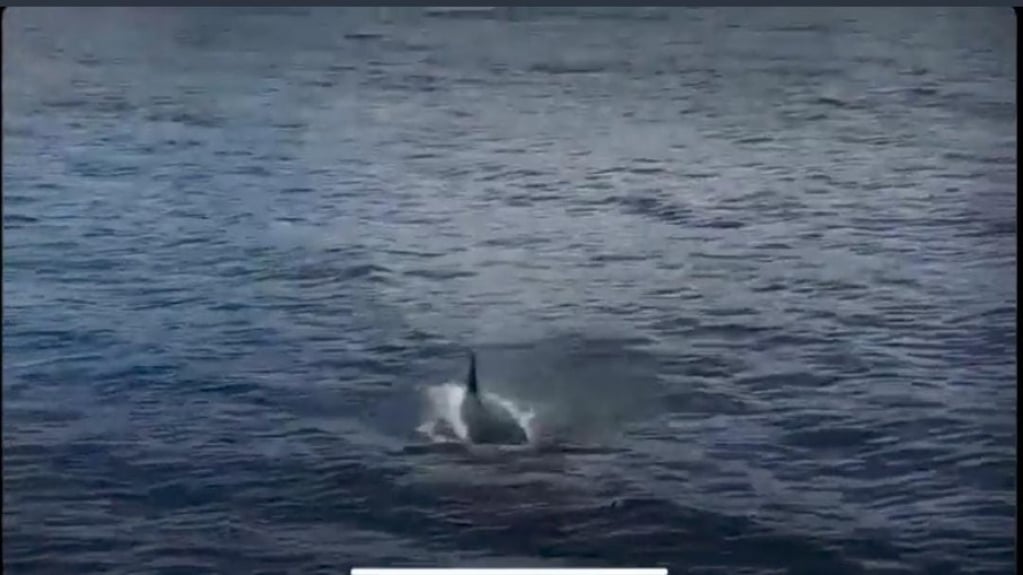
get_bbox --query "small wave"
[530,62,610,75]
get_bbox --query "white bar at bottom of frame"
[353,570,668,575]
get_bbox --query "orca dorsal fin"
[466,350,479,396]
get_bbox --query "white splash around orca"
[418,351,534,446]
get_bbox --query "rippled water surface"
[3,7,1016,574]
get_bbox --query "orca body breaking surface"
[459,351,529,445]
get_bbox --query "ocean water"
[2,7,1016,574]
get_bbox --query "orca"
[459,350,529,445]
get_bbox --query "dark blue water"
[3,7,1016,574]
